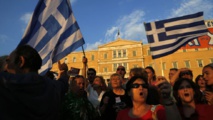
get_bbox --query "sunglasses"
[178,85,192,90]
[131,83,148,89]
[117,68,125,71]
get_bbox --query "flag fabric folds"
[18,0,85,75]
[144,12,208,59]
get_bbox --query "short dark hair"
[10,45,42,72]
[170,68,178,71]
[87,68,96,75]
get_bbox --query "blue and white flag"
[18,0,85,74]
[144,12,208,59]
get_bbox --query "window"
[104,53,107,59]
[64,58,68,64]
[113,63,117,71]
[162,62,166,70]
[147,49,151,55]
[123,63,127,70]
[104,67,107,72]
[133,50,136,56]
[185,60,190,68]
[113,50,116,58]
[123,49,126,57]
[172,62,178,68]
[91,55,94,61]
[118,50,121,58]
[197,59,203,67]
[210,58,213,63]
[73,57,76,62]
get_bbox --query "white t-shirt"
[87,85,105,108]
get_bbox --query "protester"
[170,68,193,86]
[115,65,128,89]
[62,75,100,120]
[168,68,178,82]
[128,67,147,80]
[202,63,213,105]
[87,76,107,109]
[116,76,166,120]
[145,66,157,85]
[0,55,8,72]
[100,73,129,120]
[129,67,160,105]
[0,45,69,120]
[173,78,213,119]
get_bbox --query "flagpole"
[82,45,86,57]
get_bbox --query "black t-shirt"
[100,90,130,120]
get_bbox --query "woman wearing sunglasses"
[116,76,166,120]
[173,78,213,120]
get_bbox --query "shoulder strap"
[151,105,158,120]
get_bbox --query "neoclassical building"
[52,20,213,81]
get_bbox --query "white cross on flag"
[18,0,85,75]
[144,12,208,59]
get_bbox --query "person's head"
[87,68,96,83]
[126,76,149,106]
[169,68,178,80]
[70,75,85,93]
[129,67,148,80]
[145,66,156,82]
[179,70,193,80]
[5,45,42,74]
[110,73,123,89]
[195,75,205,89]
[0,55,8,72]
[202,63,213,86]
[116,65,126,79]
[92,76,107,91]
[173,78,198,106]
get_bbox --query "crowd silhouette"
[0,45,213,120]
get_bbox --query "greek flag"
[18,0,85,74]
[144,12,207,59]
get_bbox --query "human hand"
[58,61,68,71]
[82,56,87,64]
[205,91,213,105]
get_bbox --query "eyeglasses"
[117,68,125,71]
[178,85,192,90]
[130,83,148,89]
[180,71,191,76]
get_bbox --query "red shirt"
[116,105,166,120]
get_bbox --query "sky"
[0,0,213,56]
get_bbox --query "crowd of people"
[0,45,213,120]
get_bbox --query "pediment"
[98,38,142,48]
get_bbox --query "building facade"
[52,38,213,81]
[52,20,213,81]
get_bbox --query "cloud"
[85,40,103,50]
[170,0,213,19]
[0,34,8,43]
[104,10,146,43]
[20,12,32,24]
